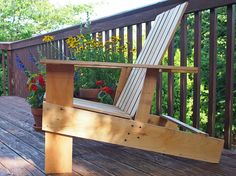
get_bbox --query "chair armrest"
[41,59,198,73]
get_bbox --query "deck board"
[0,96,236,176]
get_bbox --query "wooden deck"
[0,96,235,176]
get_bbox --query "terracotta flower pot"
[31,107,43,132]
[78,88,100,101]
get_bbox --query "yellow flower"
[66,36,77,49]
[42,35,54,42]
[130,48,136,53]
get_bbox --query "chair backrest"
[115,2,188,117]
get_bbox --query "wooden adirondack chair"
[41,2,224,174]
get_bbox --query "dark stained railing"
[0,0,235,148]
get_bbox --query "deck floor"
[0,96,236,176]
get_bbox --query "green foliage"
[26,74,45,108]
[151,7,236,138]
[0,0,92,41]
[16,55,46,108]
[66,25,129,92]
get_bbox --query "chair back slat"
[115,3,188,116]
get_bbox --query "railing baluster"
[193,11,202,129]
[92,33,96,39]
[128,26,133,63]
[168,41,174,116]
[224,4,235,149]
[59,40,63,60]
[119,27,125,60]
[119,27,124,47]
[208,8,217,136]
[105,30,110,50]
[7,50,13,95]
[136,23,142,55]
[1,50,6,95]
[156,69,162,115]
[180,15,187,124]
[112,29,116,37]
[127,25,133,63]
[112,29,116,52]
[105,30,109,41]
[64,39,70,60]
[55,41,59,59]
[145,21,151,38]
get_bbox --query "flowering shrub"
[96,80,114,104]
[16,55,45,108]
[64,23,132,92]
[41,21,134,103]
[66,32,128,91]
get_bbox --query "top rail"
[1,0,236,50]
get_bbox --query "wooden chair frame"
[41,60,224,175]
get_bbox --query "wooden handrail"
[5,0,236,50]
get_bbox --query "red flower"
[31,84,38,92]
[96,80,104,86]
[31,78,36,84]
[38,74,45,88]
[101,86,113,95]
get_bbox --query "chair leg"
[45,132,73,174]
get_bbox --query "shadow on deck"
[0,96,235,176]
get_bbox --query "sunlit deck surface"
[0,96,235,176]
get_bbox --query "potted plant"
[41,20,134,104]
[64,25,131,103]
[15,55,45,131]
[96,80,114,104]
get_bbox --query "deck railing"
[0,0,235,148]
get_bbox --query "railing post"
[208,8,217,136]
[168,40,174,116]
[180,15,187,124]
[193,11,202,129]
[224,4,235,149]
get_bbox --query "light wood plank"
[42,102,224,163]
[45,64,74,174]
[73,98,131,119]
[116,3,189,116]
[41,60,198,73]
[135,69,158,122]
[147,114,178,130]
[113,67,132,104]
[161,115,207,135]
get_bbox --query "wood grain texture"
[193,11,201,129]
[41,59,198,73]
[147,114,178,130]
[116,3,189,116]
[208,8,217,136]
[224,4,235,149]
[73,98,131,119]
[0,96,236,176]
[44,64,74,174]
[43,102,224,163]
[113,67,132,104]
[5,0,236,51]
[135,69,158,123]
